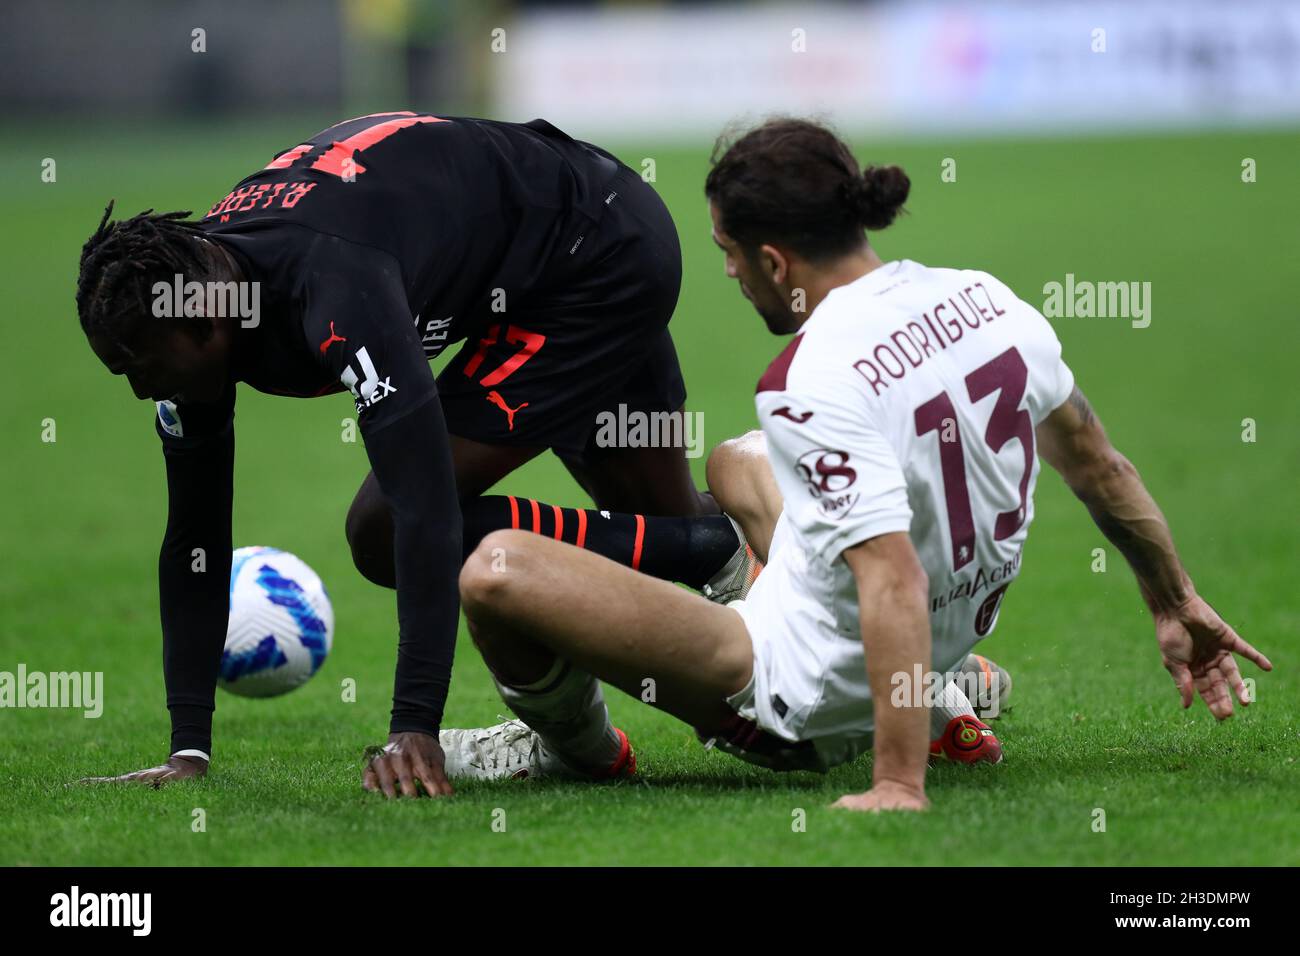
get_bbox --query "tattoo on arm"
[1051,384,1189,613]
[1067,386,1096,428]
[1089,508,1162,585]
[1073,434,1189,614]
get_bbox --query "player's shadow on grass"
[635,772,838,793]
[622,757,1012,794]
[447,767,843,797]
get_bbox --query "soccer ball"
[219,546,334,698]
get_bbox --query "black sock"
[461,495,740,590]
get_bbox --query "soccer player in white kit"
[422,119,1271,811]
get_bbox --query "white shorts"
[702,643,873,772]
[705,514,874,773]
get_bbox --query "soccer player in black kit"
[74,111,746,799]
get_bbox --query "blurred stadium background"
[1,0,1297,865]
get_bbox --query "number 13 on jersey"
[914,347,1035,572]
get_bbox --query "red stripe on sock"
[507,495,519,530]
[529,498,541,534]
[576,509,588,549]
[552,504,563,541]
[632,514,645,571]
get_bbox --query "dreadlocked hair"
[76,200,212,347]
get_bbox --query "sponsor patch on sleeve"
[157,400,183,438]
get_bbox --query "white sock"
[930,679,977,741]
[495,659,622,773]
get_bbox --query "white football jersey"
[743,259,1074,741]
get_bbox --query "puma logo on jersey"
[318,321,347,355]
[485,390,528,431]
[340,346,397,410]
[771,405,813,423]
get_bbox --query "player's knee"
[706,430,764,487]
[706,430,766,512]
[345,499,395,588]
[459,530,527,617]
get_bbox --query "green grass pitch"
[1,120,1296,865]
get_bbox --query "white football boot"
[701,515,764,605]
[439,718,569,781]
[958,653,1013,719]
[439,718,636,781]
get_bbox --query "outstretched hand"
[1156,591,1272,719]
[362,731,453,798]
[80,753,209,789]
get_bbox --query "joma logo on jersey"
[771,405,813,424]
[340,346,397,411]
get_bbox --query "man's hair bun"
[848,165,910,230]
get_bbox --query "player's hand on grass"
[79,753,208,789]
[362,731,453,798]
[1156,591,1272,719]
[832,781,928,813]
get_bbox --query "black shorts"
[436,163,687,456]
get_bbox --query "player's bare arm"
[1036,386,1273,717]
[832,533,932,813]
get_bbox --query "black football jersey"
[193,111,622,433]
[155,113,625,755]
